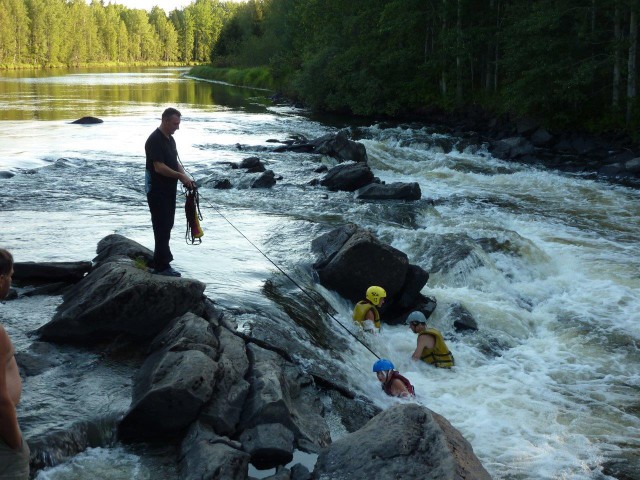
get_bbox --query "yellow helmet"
[366,286,387,306]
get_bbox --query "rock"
[396,264,430,309]
[312,227,409,304]
[489,136,534,160]
[624,157,640,172]
[313,165,328,173]
[14,342,64,377]
[311,131,368,163]
[239,344,331,452]
[179,422,250,480]
[92,234,153,268]
[149,312,219,360]
[118,349,219,442]
[450,302,479,332]
[530,127,553,146]
[21,282,72,297]
[199,327,250,436]
[320,162,374,192]
[28,417,119,473]
[240,423,295,469]
[37,262,206,344]
[239,156,263,169]
[12,261,92,285]
[355,182,421,201]
[0,171,15,179]
[70,116,103,124]
[290,463,312,480]
[252,170,276,189]
[313,403,492,480]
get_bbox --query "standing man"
[406,311,455,368]
[145,107,195,277]
[0,248,30,479]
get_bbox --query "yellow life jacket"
[419,328,454,368]
[352,301,381,329]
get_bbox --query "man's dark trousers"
[147,188,177,272]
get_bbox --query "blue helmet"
[372,359,395,372]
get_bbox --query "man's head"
[160,107,181,136]
[406,310,427,332]
[0,248,14,300]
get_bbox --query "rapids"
[0,67,638,480]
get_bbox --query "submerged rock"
[355,182,422,201]
[70,116,103,124]
[13,261,92,285]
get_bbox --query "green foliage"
[188,64,274,90]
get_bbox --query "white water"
[0,68,638,480]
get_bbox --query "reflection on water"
[0,66,271,121]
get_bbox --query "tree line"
[212,0,640,134]
[0,0,238,67]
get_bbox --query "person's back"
[0,248,30,479]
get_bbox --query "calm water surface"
[0,67,638,480]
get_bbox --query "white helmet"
[405,311,427,325]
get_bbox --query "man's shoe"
[154,267,181,277]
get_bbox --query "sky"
[101,0,245,12]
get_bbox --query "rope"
[176,155,381,360]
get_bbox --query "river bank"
[188,67,640,189]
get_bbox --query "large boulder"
[149,312,219,360]
[320,162,374,192]
[118,349,219,442]
[37,262,206,344]
[312,226,410,304]
[239,423,295,469]
[310,131,368,163]
[355,182,422,201]
[313,403,492,480]
[179,422,250,480]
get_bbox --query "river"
[0,67,638,480]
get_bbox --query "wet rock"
[37,262,206,344]
[274,131,368,163]
[179,421,250,480]
[0,171,14,179]
[70,116,103,124]
[320,162,374,192]
[312,226,409,304]
[119,349,219,442]
[313,165,328,173]
[313,403,492,480]
[530,127,553,146]
[323,390,381,433]
[15,342,64,377]
[13,261,92,285]
[240,423,295,469]
[252,170,276,188]
[92,234,153,268]
[149,312,219,360]
[489,136,535,160]
[450,302,478,332]
[28,417,118,473]
[290,463,312,480]
[239,343,331,452]
[396,264,430,309]
[21,282,71,297]
[199,327,250,436]
[355,182,421,201]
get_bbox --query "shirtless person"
[0,248,29,479]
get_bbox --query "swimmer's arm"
[0,327,21,450]
[411,333,435,361]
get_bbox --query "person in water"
[145,107,196,277]
[352,286,386,333]
[0,248,30,479]
[372,358,415,398]
[406,311,455,368]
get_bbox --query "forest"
[1,0,639,134]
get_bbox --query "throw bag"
[185,187,204,244]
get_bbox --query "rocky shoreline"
[12,233,491,480]
[389,108,640,189]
